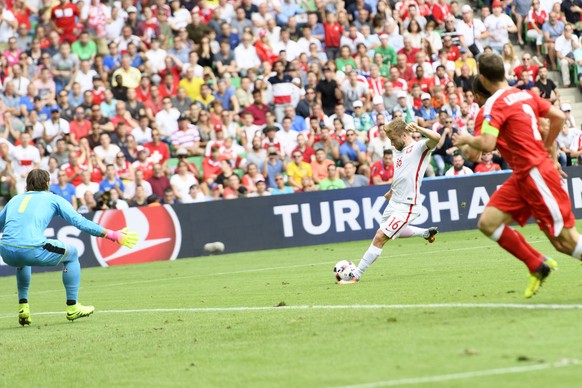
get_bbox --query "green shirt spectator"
[375,35,397,65]
[71,32,97,61]
[318,165,346,190]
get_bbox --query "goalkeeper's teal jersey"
[0,191,105,248]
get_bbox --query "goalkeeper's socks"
[355,244,383,278]
[490,225,543,273]
[67,300,76,306]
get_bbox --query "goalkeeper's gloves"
[105,228,139,249]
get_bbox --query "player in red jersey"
[453,53,582,298]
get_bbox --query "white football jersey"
[390,139,434,205]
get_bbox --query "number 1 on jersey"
[522,104,542,141]
[18,195,32,213]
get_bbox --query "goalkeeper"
[0,169,139,325]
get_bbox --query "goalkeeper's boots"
[524,258,558,299]
[424,227,439,243]
[18,303,31,326]
[66,303,95,321]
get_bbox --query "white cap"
[127,6,137,13]
[352,100,363,108]
[396,91,407,99]
[292,77,301,85]
[421,93,431,100]
[373,95,384,105]
[461,5,473,13]
[561,103,572,112]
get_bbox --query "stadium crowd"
[0,0,580,209]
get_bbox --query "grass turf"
[1,223,582,387]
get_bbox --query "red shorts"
[488,159,575,237]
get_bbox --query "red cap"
[491,1,502,8]
[214,123,223,131]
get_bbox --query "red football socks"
[497,226,544,273]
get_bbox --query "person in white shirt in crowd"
[445,153,474,176]
[340,25,366,56]
[0,2,17,43]
[457,5,487,56]
[10,132,40,194]
[554,24,580,87]
[234,32,261,75]
[75,60,99,93]
[132,115,153,145]
[93,132,121,164]
[43,108,70,150]
[123,169,152,200]
[75,170,100,199]
[484,1,517,53]
[155,97,180,137]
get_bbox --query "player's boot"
[66,303,95,321]
[424,227,439,243]
[524,258,558,299]
[18,303,31,326]
[338,275,360,285]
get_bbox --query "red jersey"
[367,76,386,96]
[482,88,550,174]
[475,162,502,173]
[432,2,451,23]
[513,65,539,82]
[398,47,420,64]
[202,157,223,179]
[92,88,105,105]
[51,4,79,34]
[410,76,435,93]
[446,46,460,62]
[527,9,547,30]
[132,160,154,180]
[69,120,91,142]
[323,23,342,48]
[64,164,86,186]
[370,160,394,184]
[90,166,103,183]
[144,141,170,164]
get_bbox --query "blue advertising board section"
[1,168,581,278]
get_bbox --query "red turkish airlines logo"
[91,206,182,267]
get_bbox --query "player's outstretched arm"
[406,123,441,149]
[452,132,497,153]
[543,106,565,150]
[55,195,138,248]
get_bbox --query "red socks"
[497,226,544,273]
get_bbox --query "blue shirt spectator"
[50,177,77,207]
[277,1,304,25]
[100,177,125,194]
[339,137,366,163]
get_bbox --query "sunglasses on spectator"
[275,177,284,181]
[116,155,125,159]
[446,120,454,124]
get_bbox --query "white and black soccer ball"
[334,260,357,282]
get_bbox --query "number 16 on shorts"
[382,214,407,239]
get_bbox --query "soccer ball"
[334,260,357,282]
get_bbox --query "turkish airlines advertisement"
[1,168,581,277]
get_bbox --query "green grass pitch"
[1,222,582,387]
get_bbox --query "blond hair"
[383,118,407,138]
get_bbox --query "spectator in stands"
[75,170,99,200]
[50,169,77,210]
[555,24,580,87]
[171,160,198,203]
[99,164,124,195]
[543,11,565,70]
[526,1,547,56]
[319,164,346,190]
[370,149,394,185]
[271,173,293,195]
[484,2,517,53]
[474,151,502,173]
[148,163,171,198]
[433,115,457,176]
[445,153,474,176]
[286,151,312,191]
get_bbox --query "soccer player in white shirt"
[339,121,441,284]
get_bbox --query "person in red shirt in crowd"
[87,153,105,183]
[513,53,539,83]
[243,89,270,126]
[63,152,86,186]
[144,129,170,168]
[151,0,171,17]
[474,151,501,173]
[202,145,224,186]
[69,106,91,146]
[91,76,106,105]
[12,0,32,30]
[370,149,394,185]
[432,0,451,27]
[442,35,460,61]
[143,84,163,116]
[410,65,434,93]
[292,133,315,163]
[110,101,139,129]
[367,65,386,97]
[398,37,420,64]
[395,53,415,82]
[322,10,342,60]
[158,72,179,99]
[193,0,213,24]
[310,148,334,184]
[131,148,154,180]
[147,163,171,198]
[51,0,80,44]
[135,74,152,103]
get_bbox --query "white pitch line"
[0,240,547,298]
[2,303,582,320]
[334,359,582,388]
